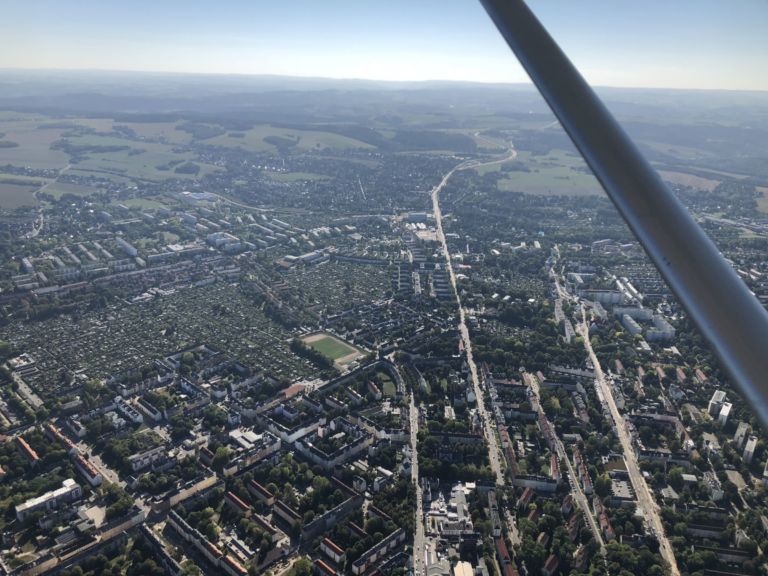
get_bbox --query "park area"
[301,332,364,366]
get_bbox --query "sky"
[1,0,767,91]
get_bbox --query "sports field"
[302,333,364,366]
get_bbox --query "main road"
[410,392,426,576]
[24,164,71,239]
[524,372,606,554]
[410,148,515,575]
[430,146,516,486]
[577,309,680,575]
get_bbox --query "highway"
[577,310,680,576]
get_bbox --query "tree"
[595,474,612,498]
[180,561,202,576]
[212,446,230,472]
[288,557,313,576]
[0,340,12,361]
[668,467,684,491]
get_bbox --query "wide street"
[578,310,680,576]
[524,372,606,554]
[409,148,515,574]
[429,147,516,487]
[410,392,426,576]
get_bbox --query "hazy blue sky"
[1,0,766,90]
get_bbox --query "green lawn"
[303,334,359,361]
[382,381,397,398]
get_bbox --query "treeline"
[392,130,477,153]
[174,162,200,175]
[177,122,226,140]
[289,339,334,370]
[51,139,131,156]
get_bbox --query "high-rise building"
[734,422,751,449]
[708,390,727,417]
[718,402,732,426]
[743,435,758,464]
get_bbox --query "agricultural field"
[109,197,169,210]
[265,171,330,182]
[0,182,37,208]
[0,120,70,169]
[205,124,374,152]
[480,149,603,196]
[56,133,223,181]
[657,170,721,191]
[757,186,768,213]
[43,181,101,199]
[118,121,194,144]
[0,116,224,183]
[302,332,364,366]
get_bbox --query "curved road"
[24,164,71,239]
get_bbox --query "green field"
[206,124,374,152]
[0,122,70,169]
[476,149,603,196]
[110,197,169,210]
[0,182,37,208]
[117,121,194,145]
[302,333,361,364]
[0,173,49,186]
[60,133,223,181]
[265,171,330,182]
[0,116,225,181]
[757,187,768,214]
[44,181,101,199]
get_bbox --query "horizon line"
[1,66,767,95]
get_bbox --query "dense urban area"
[0,72,767,576]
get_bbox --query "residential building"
[128,445,166,472]
[708,390,727,417]
[320,538,346,564]
[16,436,39,466]
[743,435,758,464]
[16,479,82,521]
[734,422,750,449]
[718,402,732,426]
[73,454,103,487]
